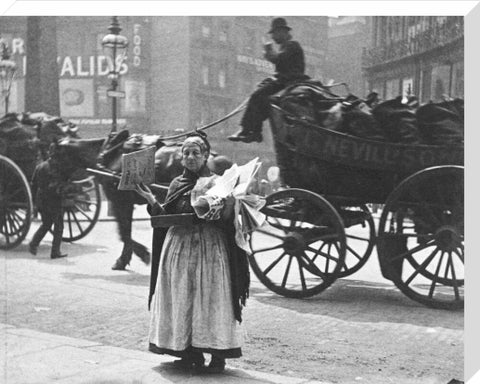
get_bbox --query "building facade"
[1,16,328,176]
[181,16,328,169]
[324,16,368,97]
[0,16,152,138]
[362,16,464,103]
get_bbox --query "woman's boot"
[205,355,225,373]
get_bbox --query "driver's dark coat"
[269,39,306,82]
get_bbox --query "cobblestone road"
[1,218,464,384]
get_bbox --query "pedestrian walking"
[29,145,69,259]
[134,132,250,373]
[228,17,309,143]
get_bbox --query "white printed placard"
[118,146,156,190]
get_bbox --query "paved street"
[1,212,464,384]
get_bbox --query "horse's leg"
[132,239,150,265]
[110,196,134,271]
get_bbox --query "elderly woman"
[135,132,250,373]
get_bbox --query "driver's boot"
[228,128,263,143]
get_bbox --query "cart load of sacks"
[273,81,464,146]
[0,112,78,158]
[0,112,79,178]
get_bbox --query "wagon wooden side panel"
[269,104,464,204]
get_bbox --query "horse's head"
[154,144,184,183]
[98,130,167,175]
[208,154,233,176]
[154,144,234,183]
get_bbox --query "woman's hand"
[264,49,278,63]
[221,195,236,220]
[134,182,157,206]
[224,195,235,208]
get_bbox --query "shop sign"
[237,54,274,73]
[69,118,127,125]
[107,90,126,98]
[59,55,128,77]
[0,36,130,77]
[132,24,142,67]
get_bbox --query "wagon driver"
[228,17,309,143]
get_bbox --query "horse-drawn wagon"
[248,84,464,310]
[0,113,102,250]
[1,84,463,310]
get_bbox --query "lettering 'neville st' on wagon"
[279,120,464,173]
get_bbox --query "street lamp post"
[0,42,17,115]
[101,17,128,133]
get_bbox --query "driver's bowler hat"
[268,17,292,33]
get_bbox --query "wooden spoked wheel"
[0,155,33,249]
[249,188,346,298]
[337,204,376,278]
[377,166,464,310]
[57,176,102,242]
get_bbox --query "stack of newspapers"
[191,157,266,252]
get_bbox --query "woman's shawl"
[148,167,250,323]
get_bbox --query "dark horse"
[55,130,232,270]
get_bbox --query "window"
[199,100,210,125]
[420,68,432,103]
[431,64,451,101]
[200,17,212,38]
[202,25,210,38]
[436,16,447,25]
[390,17,402,41]
[218,69,226,88]
[452,61,464,99]
[402,78,414,97]
[374,18,384,47]
[407,16,422,40]
[385,78,400,99]
[202,65,209,86]
[219,23,228,42]
[219,30,227,42]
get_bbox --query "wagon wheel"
[0,155,33,249]
[377,166,464,310]
[249,188,346,298]
[54,176,102,242]
[337,204,376,278]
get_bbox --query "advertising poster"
[0,78,24,113]
[124,79,146,114]
[59,78,94,117]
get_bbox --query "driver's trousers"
[240,78,286,134]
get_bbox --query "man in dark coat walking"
[29,147,69,259]
[228,17,308,143]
